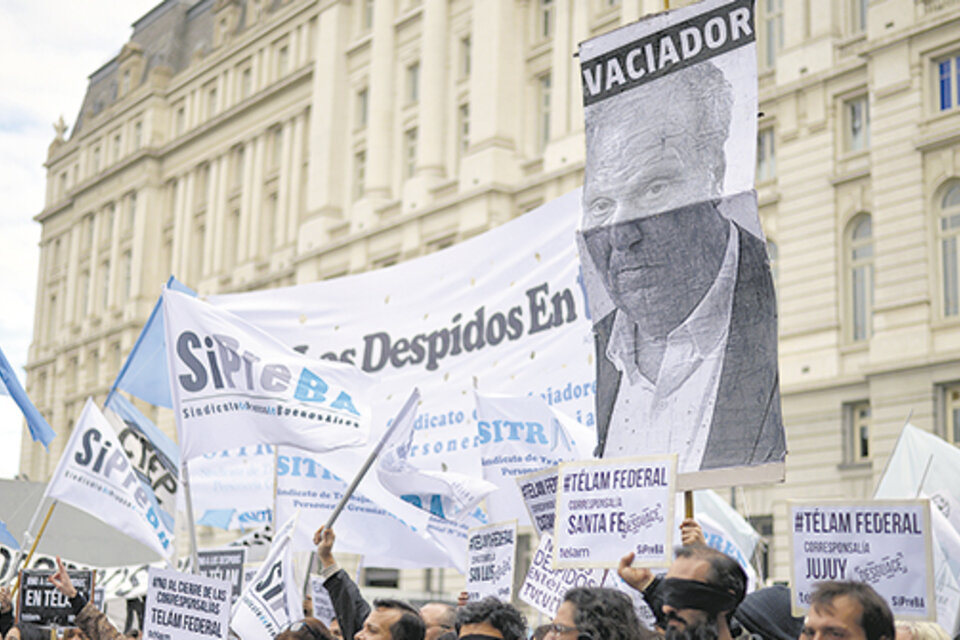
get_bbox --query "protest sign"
[196,549,246,604]
[17,569,94,627]
[475,393,594,525]
[143,567,231,640]
[788,500,935,620]
[181,445,275,531]
[162,289,373,461]
[554,455,675,569]
[43,398,175,560]
[308,577,336,626]
[466,521,517,602]
[578,0,784,489]
[519,534,605,617]
[516,466,561,537]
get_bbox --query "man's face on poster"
[581,67,733,337]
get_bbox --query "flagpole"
[11,501,56,598]
[181,459,201,575]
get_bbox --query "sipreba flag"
[43,398,175,559]
[162,288,374,461]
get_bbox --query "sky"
[0,0,160,479]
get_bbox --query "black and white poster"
[578,0,785,488]
[17,569,95,627]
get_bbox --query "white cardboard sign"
[466,520,517,602]
[143,567,231,640]
[519,534,605,617]
[788,500,935,620]
[516,466,561,537]
[553,455,675,569]
[308,577,337,626]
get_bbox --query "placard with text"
[143,566,231,640]
[553,455,675,569]
[17,569,94,627]
[466,520,517,602]
[516,466,561,537]
[788,500,935,620]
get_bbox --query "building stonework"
[22,0,960,595]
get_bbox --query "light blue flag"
[0,519,19,549]
[112,276,194,408]
[0,346,55,448]
[197,509,237,530]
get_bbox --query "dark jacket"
[323,568,370,640]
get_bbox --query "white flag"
[475,393,595,524]
[230,511,301,640]
[43,398,175,559]
[162,288,373,461]
[377,389,496,521]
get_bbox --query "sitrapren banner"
[788,500,936,620]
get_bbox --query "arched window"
[847,213,873,342]
[940,183,960,316]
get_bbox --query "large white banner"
[182,445,275,531]
[162,289,373,461]
[43,398,175,560]
[788,500,935,620]
[475,394,594,525]
[209,191,596,475]
[143,567,231,640]
[554,455,675,569]
[578,0,784,489]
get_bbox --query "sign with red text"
[554,455,675,569]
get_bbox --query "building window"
[843,401,871,463]
[175,106,186,135]
[939,182,960,316]
[103,203,115,242]
[942,384,960,444]
[356,87,369,128]
[269,126,283,172]
[539,0,554,40]
[80,270,90,317]
[844,95,870,153]
[240,67,253,100]
[112,132,122,161]
[404,128,417,179]
[406,62,420,104]
[83,214,95,249]
[760,0,783,69]
[92,145,101,173]
[133,121,142,150]
[47,295,57,340]
[354,150,366,200]
[362,0,374,31]
[461,36,471,78]
[937,54,960,112]
[122,251,133,300]
[208,85,218,118]
[232,145,245,190]
[362,568,398,589]
[277,45,290,77]
[846,213,873,342]
[538,73,551,151]
[850,0,867,33]
[126,191,137,231]
[757,127,776,182]
[458,103,470,157]
[101,260,110,310]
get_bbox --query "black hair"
[675,544,747,618]
[563,587,650,640]
[372,599,425,640]
[809,581,894,640]
[455,597,527,640]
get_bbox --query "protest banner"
[554,455,675,569]
[43,398,175,560]
[516,466,561,537]
[466,521,517,602]
[196,549,246,604]
[475,393,594,525]
[16,569,94,627]
[230,513,301,640]
[182,445,275,531]
[519,534,604,617]
[578,0,784,490]
[308,576,336,626]
[162,289,374,461]
[143,567,231,640]
[788,500,935,620]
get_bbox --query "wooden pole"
[11,501,57,598]
[684,491,694,519]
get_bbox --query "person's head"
[329,618,342,640]
[455,597,526,640]
[538,587,647,640]
[733,585,804,640]
[580,63,735,338]
[801,582,894,640]
[895,621,950,640]
[420,602,456,640]
[63,629,90,640]
[660,544,747,640]
[356,599,425,640]
[275,618,334,640]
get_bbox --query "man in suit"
[580,61,784,474]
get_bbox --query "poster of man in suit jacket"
[577,0,786,488]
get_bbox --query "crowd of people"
[0,519,952,640]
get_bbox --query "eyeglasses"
[284,620,328,640]
[535,623,580,638]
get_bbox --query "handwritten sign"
[196,549,246,604]
[143,567,231,640]
[788,500,935,620]
[554,455,675,569]
[308,577,337,626]
[466,520,517,602]
[17,569,94,627]
[519,534,605,617]
[516,466,560,537]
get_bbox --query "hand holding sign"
[48,557,77,599]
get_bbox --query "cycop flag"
[43,398,175,559]
[162,288,373,460]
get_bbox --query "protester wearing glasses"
[534,587,650,640]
